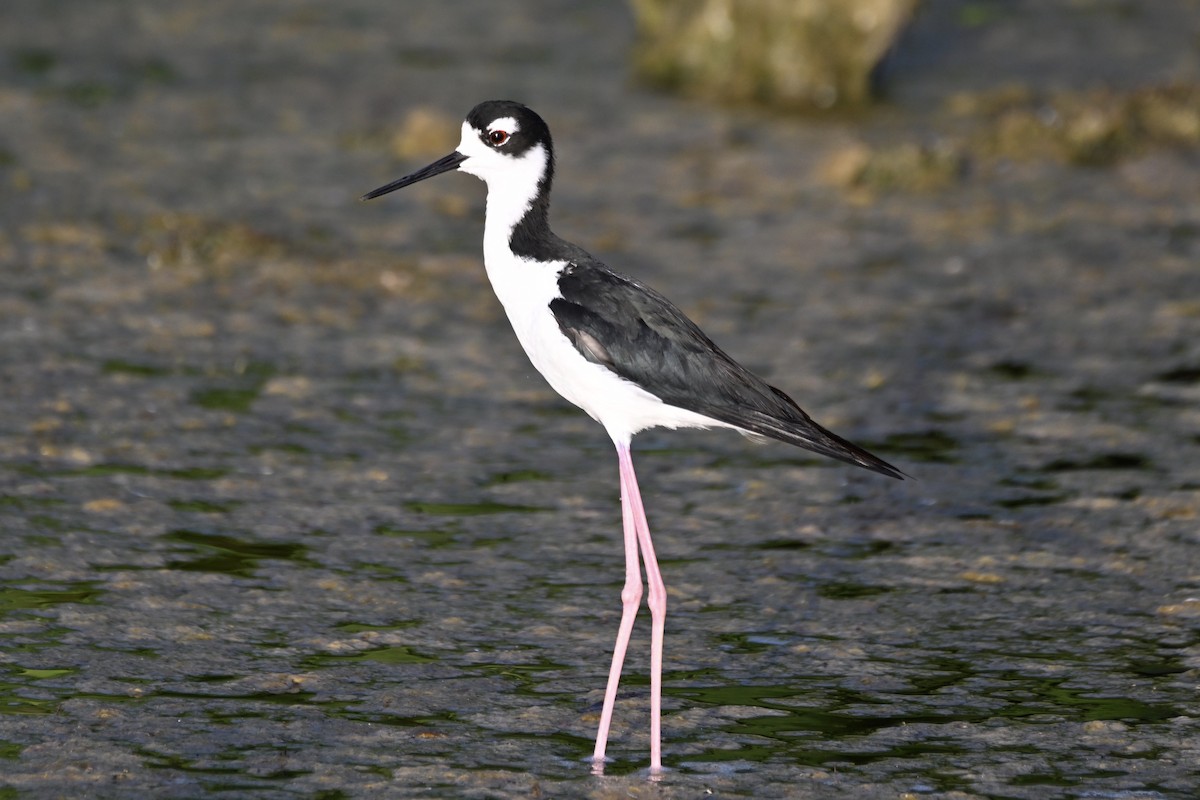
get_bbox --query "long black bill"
[361,151,468,201]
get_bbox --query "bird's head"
[362,100,554,202]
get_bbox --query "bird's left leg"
[591,439,645,772]
[616,441,665,772]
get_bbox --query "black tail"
[702,386,904,480]
[733,409,904,479]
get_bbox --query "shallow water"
[2,0,1200,797]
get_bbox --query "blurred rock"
[962,82,1200,167]
[390,107,461,160]
[820,139,965,193]
[628,0,917,110]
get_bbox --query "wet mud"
[1,1,1198,797]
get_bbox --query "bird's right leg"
[591,440,644,773]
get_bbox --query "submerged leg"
[591,440,644,771]
[616,441,666,772]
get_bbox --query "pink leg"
[591,440,666,773]
[618,442,666,772]
[591,440,644,771]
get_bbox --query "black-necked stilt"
[364,100,902,773]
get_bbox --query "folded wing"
[550,261,903,479]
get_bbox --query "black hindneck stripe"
[508,183,570,262]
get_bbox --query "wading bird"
[363,100,901,772]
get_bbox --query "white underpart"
[454,122,728,444]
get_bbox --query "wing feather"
[550,261,902,479]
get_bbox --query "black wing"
[550,260,902,479]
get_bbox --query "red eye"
[488,130,509,146]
